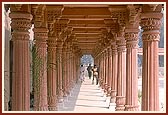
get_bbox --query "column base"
[34,105,48,111]
[115,96,125,111]
[109,103,116,111]
[115,105,125,111]
[48,106,57,111]
[125,105,139,111]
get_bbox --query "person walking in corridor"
[92,64,99,85]
[80,64,85,83]
[87,64,92,79]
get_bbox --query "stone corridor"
[3,3,165,112]
[57,76,111,112]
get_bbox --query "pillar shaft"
[107,47,112,96]
[10,12,32,111]
[99,53,103,88]
[125,31,139,111]
[62,48,68,97]
[47,39,58,111]
[110,44,118,103]
[33,28,48,111]
[115,39,126,111]
[141,12,163,111]
[57,45,64,102]
[102,51,106,90]
[67,48,71,93]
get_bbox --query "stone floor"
[58,76,112,113]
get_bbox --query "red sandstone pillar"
[105,49,108,91]
[107,46,112,96]
[140,9,163,111]
[99,53,104,88]
[115,28,126,111]
[62,46,68,97]
[10,11,32,111]
[66,44,71,93]
[124,29,139,111]
[47,37,58,111]
[109,42,118,109]
[33,27,49,111]
[57,44,64,102]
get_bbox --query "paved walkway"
[58,76,112,113]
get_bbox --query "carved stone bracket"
[109,7,127,26]
[127,5,141,26]
[46,5,63,22]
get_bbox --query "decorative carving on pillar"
[115,26,126,111]
[140,5,163,111]
[106,46,112,97]
[47,5,63,22]
[33,5,46,28]
[33,27,49,111]
[62,45,68,97]
[54,19,69,40]
[125,32,138,49]
[47,37,58,111]
[56,41,64,102]
[9,9,33,111]
[33,5,50,111]
[125,30,139,111]
[110,42,118,104]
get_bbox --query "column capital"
[140,12,163,42]
[33,27,48,41]
[47,36,57,48]
[140,17,162,31]
[125,32,138,49]
[9,13,32,31]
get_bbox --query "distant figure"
[80,65,85,82]
[92,64,99,85]
[87,64,92,79]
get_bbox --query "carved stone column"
[9,9,32,111]
[99,52,104,88]
[110,42,118,106]
[102,51,106,90]
[56,43,64,102]
[66,44,71,95]
[124,29,139,111]
[69,45,74,89]
[4,9,11,111]
[62,46,68,97]
[115,28,126,111]
[107,46,112,96]
[47,37,58,111]
[104,49,108,93]
[33,27,49,111]
[140,5,163,111]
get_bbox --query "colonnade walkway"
[58,76,112,113]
